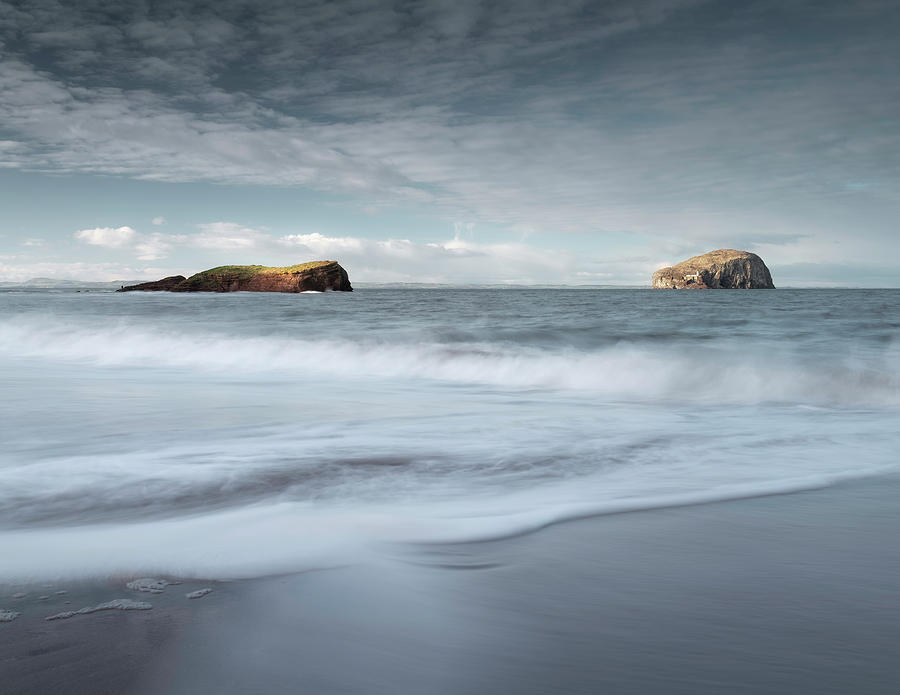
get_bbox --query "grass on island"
[182,261,335,289]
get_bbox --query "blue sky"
[1,0,898,285]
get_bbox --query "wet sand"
[4,475,900,694]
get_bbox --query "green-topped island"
[117,260,352,293]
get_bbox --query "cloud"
[60,219,612,283]
[151,216,165,225]
[2,1,900,281]
[0,57,415,194]
[4,0,895,245]
[277,232,364,255]
[191,222,267,250]
[70,221,272,260]
[134,234,173,261]
[276,230,586,284]
[73,226,137,248]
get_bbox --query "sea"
[0,287,898,582]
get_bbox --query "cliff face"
[651,250,774,289]
[117,275,187,291]
[118,261,352,293]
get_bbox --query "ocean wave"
[0,465,892,582]
[0,315,897,406]
[2,305,899,582]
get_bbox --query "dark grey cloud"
[1,0,899,268]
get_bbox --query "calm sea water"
[0,288,897,580]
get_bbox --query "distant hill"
[0,278,144,289]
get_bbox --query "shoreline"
[4,474,900,693]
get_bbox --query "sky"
[1,0,898,286]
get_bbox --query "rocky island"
[652,249,774,289]
[118,261,352,293]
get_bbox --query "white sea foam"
[0,315,896,406]
[186,588,213,599]
[45,599,152,620]
[0,462,893,583]
[126,578,170,593]
[0,292,897,583]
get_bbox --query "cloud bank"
[67,221,616,284]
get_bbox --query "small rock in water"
[0,610,21,623]
[185,588,212,600]
[46,599,152,621]
[126,578,169,593]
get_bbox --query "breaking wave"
[0,315,897,406]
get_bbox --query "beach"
[4,473,900,694]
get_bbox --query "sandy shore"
[4,474,900,694]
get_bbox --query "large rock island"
[118,261,352,293]
[652,249,774,289]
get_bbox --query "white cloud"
[134,233,173,261]
[151,216,165,225]
[67,221,267,261]
[73,226,137,248]
[191,222,266,250]
[277,231,584,284]
[278,232,364,255]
